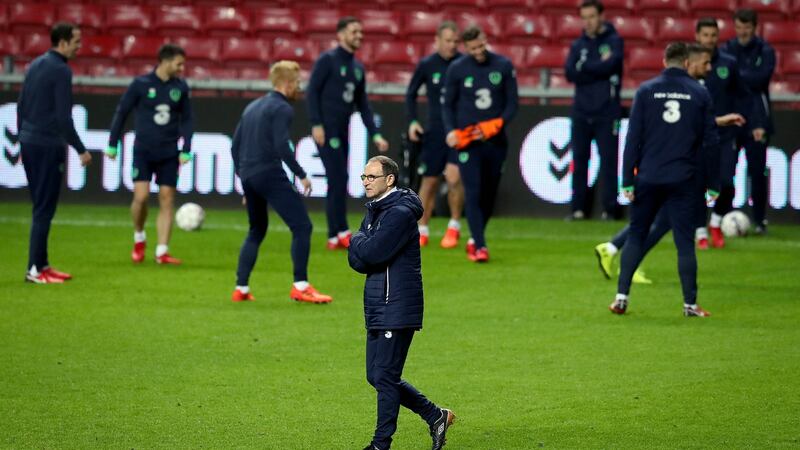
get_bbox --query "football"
[175,202,205,231]
[721,210,751,237]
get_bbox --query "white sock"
[337,230,350,239]
[134,231,146,243]
[156,244,168,257]
[606,242,618,256]
[467,238,475,245]
[28,265,40,276]
[684,303,697,309]
[695,227,708,240]
[418,225,429,236]
[615,293,628,301]
[236,285,249,294]
[328,237,338,245]
[447,219,460,230]
[293,281,309,291]
[709,213,722,228]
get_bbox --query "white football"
[720,210,750,237]
[175,202,205,231]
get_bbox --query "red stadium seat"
[58,4,104,36]
[687,0,737,19]
[205,6,251,38]
[610,16,655,46]
[716,19,736,43]
[187,64,237,80]
[656,17,695,43]
[79,35,122,66]
[638,0,688,17]
[526,45,569,71]
[241,0,286,7]
[153,6,202,37]
[793,0,800,16]
[121,35,168,66]
[356,41,375,65]
[504,14,552,45]
[602,0,635,16]
[490,44,527,69]
[627,47,664,79]
[0,6,6,33]
[738,0,789,21]
[0,33,20,59]
[485,0,534,13]
[359,11,402,42]
[371,41,419,71]
[548,73,571,89]
[538,0,580,16]
[770,80,799,95]
[554,15,583,44]
[19,33,51,62]
[763,22,798,52]
[271,38,318,68]
[515,72,540,88]
[250,8,300,39]
[404,11,445,42]
[174,36,222,65]
[437,0,483,13]
[387,0,436,12]
[782,50,800,82]
[238,67,270,80]
[221,37,270,68]
[302,10,340,40]
[105,5,153,37]
[370,69,413,85]
[454,12,503,39]
[9,3,55,35]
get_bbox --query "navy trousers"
[318,125,350,238]
[21,143,65,272]
[738,132,769,225]
[570,115,619,216]
[457,140,506,249]
[366,328,439,450]
[618,180,698,304]
[236,166,313,286]
[712,137,738,217]
[610,208,672,256]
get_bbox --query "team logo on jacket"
[459,152,469,163]
[354,68,363,82]
[716,66,729,79]
[147,88,156,99]
[329,137,341,149]
[169,89,181,102]
[464,76,474,88]
[432,72,441,84]
[489,71,502,85]
[340,65,347,77]
[384,331,392,339]
[598,44,611,57]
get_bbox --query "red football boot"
[419,234,429,247]
[710,226,725,248]
[131,241,146,263]
[440,227,460,249]
[696,237,709,250]
[338,232,352,248]
[155,253,182,265]
[290,284,332,304]
[465,239,476,260]
[473,247,489,263]
[684,304,711,317]
[25,271,65,284]
[43,267,72,280]
[231,289,255,302]
[326,238,340,250]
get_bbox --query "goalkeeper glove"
[179,152,193,164]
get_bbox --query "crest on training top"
[169,88,181,102]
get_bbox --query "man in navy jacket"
[564,0,623,220]
[611,43,720,318]
[723,8,775,234]
[17,23,92,284]
[307,16,389,251]
[349,156,454,450]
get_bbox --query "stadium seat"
[174,36,222,65]
[359,11,402,42]
[485,0,534,14]
[0,6,6,33]
[250,8,300,39]
[554,15,583,44]
[205,6,251,38]
[538,0,580,16]
[687,0,737,20]
[19,33,51,62]
[105,5,153,37]
[656,17,695,43]
[716,19,736,43]
[238,66,270,80]
[187,64,237,80]
[271,37,318,68]
[0,33,20,60]
[490,44,527,69]
[153,6,202,37]
[738,0,789,21]
[601,0,634,16]
[121,35,168,66]
[627,47,664,79]
[526,45,569,72]
[638,0,688,17]
[58,4,104,36]
[371,69,413,85]
[371,41,419,71]
[548,73,571,89]
[302,10,340,40]
[763,22,798,53]
[504,14,552,45]
[610,16,655,46]
[404,11,445,42]
[9,3,55,35]
[770,80,799,95]
[782,50,800,82]
[221,37,270,68]
[454,12,503,39]
[437,0,483,13]
[387,0,436,12]
[240,0,286,7]
[79,35,122,66]
[515,72,540,88]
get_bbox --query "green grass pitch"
[1,201,798,449]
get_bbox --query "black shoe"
[565,211,585,222]
[362,445,381,450]
[754,222,768,235]
[430,408,456,450]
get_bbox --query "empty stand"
[739,0,789,21]
[105,5,153,37]
[404,11,445,42]
[220,37,270,68]
[58,4,104,36]
[763,22,798,53]
[688,0,737,19]
[271,37,318,68]
[9,3,55,35]
[152,6,202,37]
[205,6,250,37]
[610,16,655,46]
[638,0,689,17]
[554,15,583,44]
[504,14,552,45]
[250,8,300,39]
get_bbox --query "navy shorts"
[132,151,179,187]
[418,129,458,177]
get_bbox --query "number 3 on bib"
[343,82,355,103]
[154,104,171,125]
[475,88,492,110]
[662,100,681,123]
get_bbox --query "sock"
[695,227,708,240]
[28,265,40,276]
[615,293,628,301]
[156,244,168,257]
[467,238,475,245]
[684,303,697,309]
[236,285,249,294]
[418,225,429,236]
[293,281,309,291]
[328,236,338,245]
[709,213,722,228]
[606,242,618,256]
[447,219,460,230]
[134,231,146,243]
[337,230,350,239]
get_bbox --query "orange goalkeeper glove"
[453,125,478,150]
[476,118,504,140]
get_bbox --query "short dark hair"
[368,156,399,187]
[695,17,718,33]
[579,0,604,14]
[437,20,458,37]
[461,25,483,43]
[337,16,360,33]
[664,42,689,65]
[158,44,186,62]
[688,43,712,57]
[734,8,757,26]
[50,23,77,47]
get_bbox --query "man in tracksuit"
[17,23,92,284]
[349,156,454,450]
[307,16,389,251]
[610,42,720,318]
[442,26,518,263]
[723,8,775,235]
[405,20,464,249]
[564,0,623,221]
[106,44,193,265]
[229,61,332,305]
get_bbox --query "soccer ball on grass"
[175,203,205,231]
[720,210,750,237]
